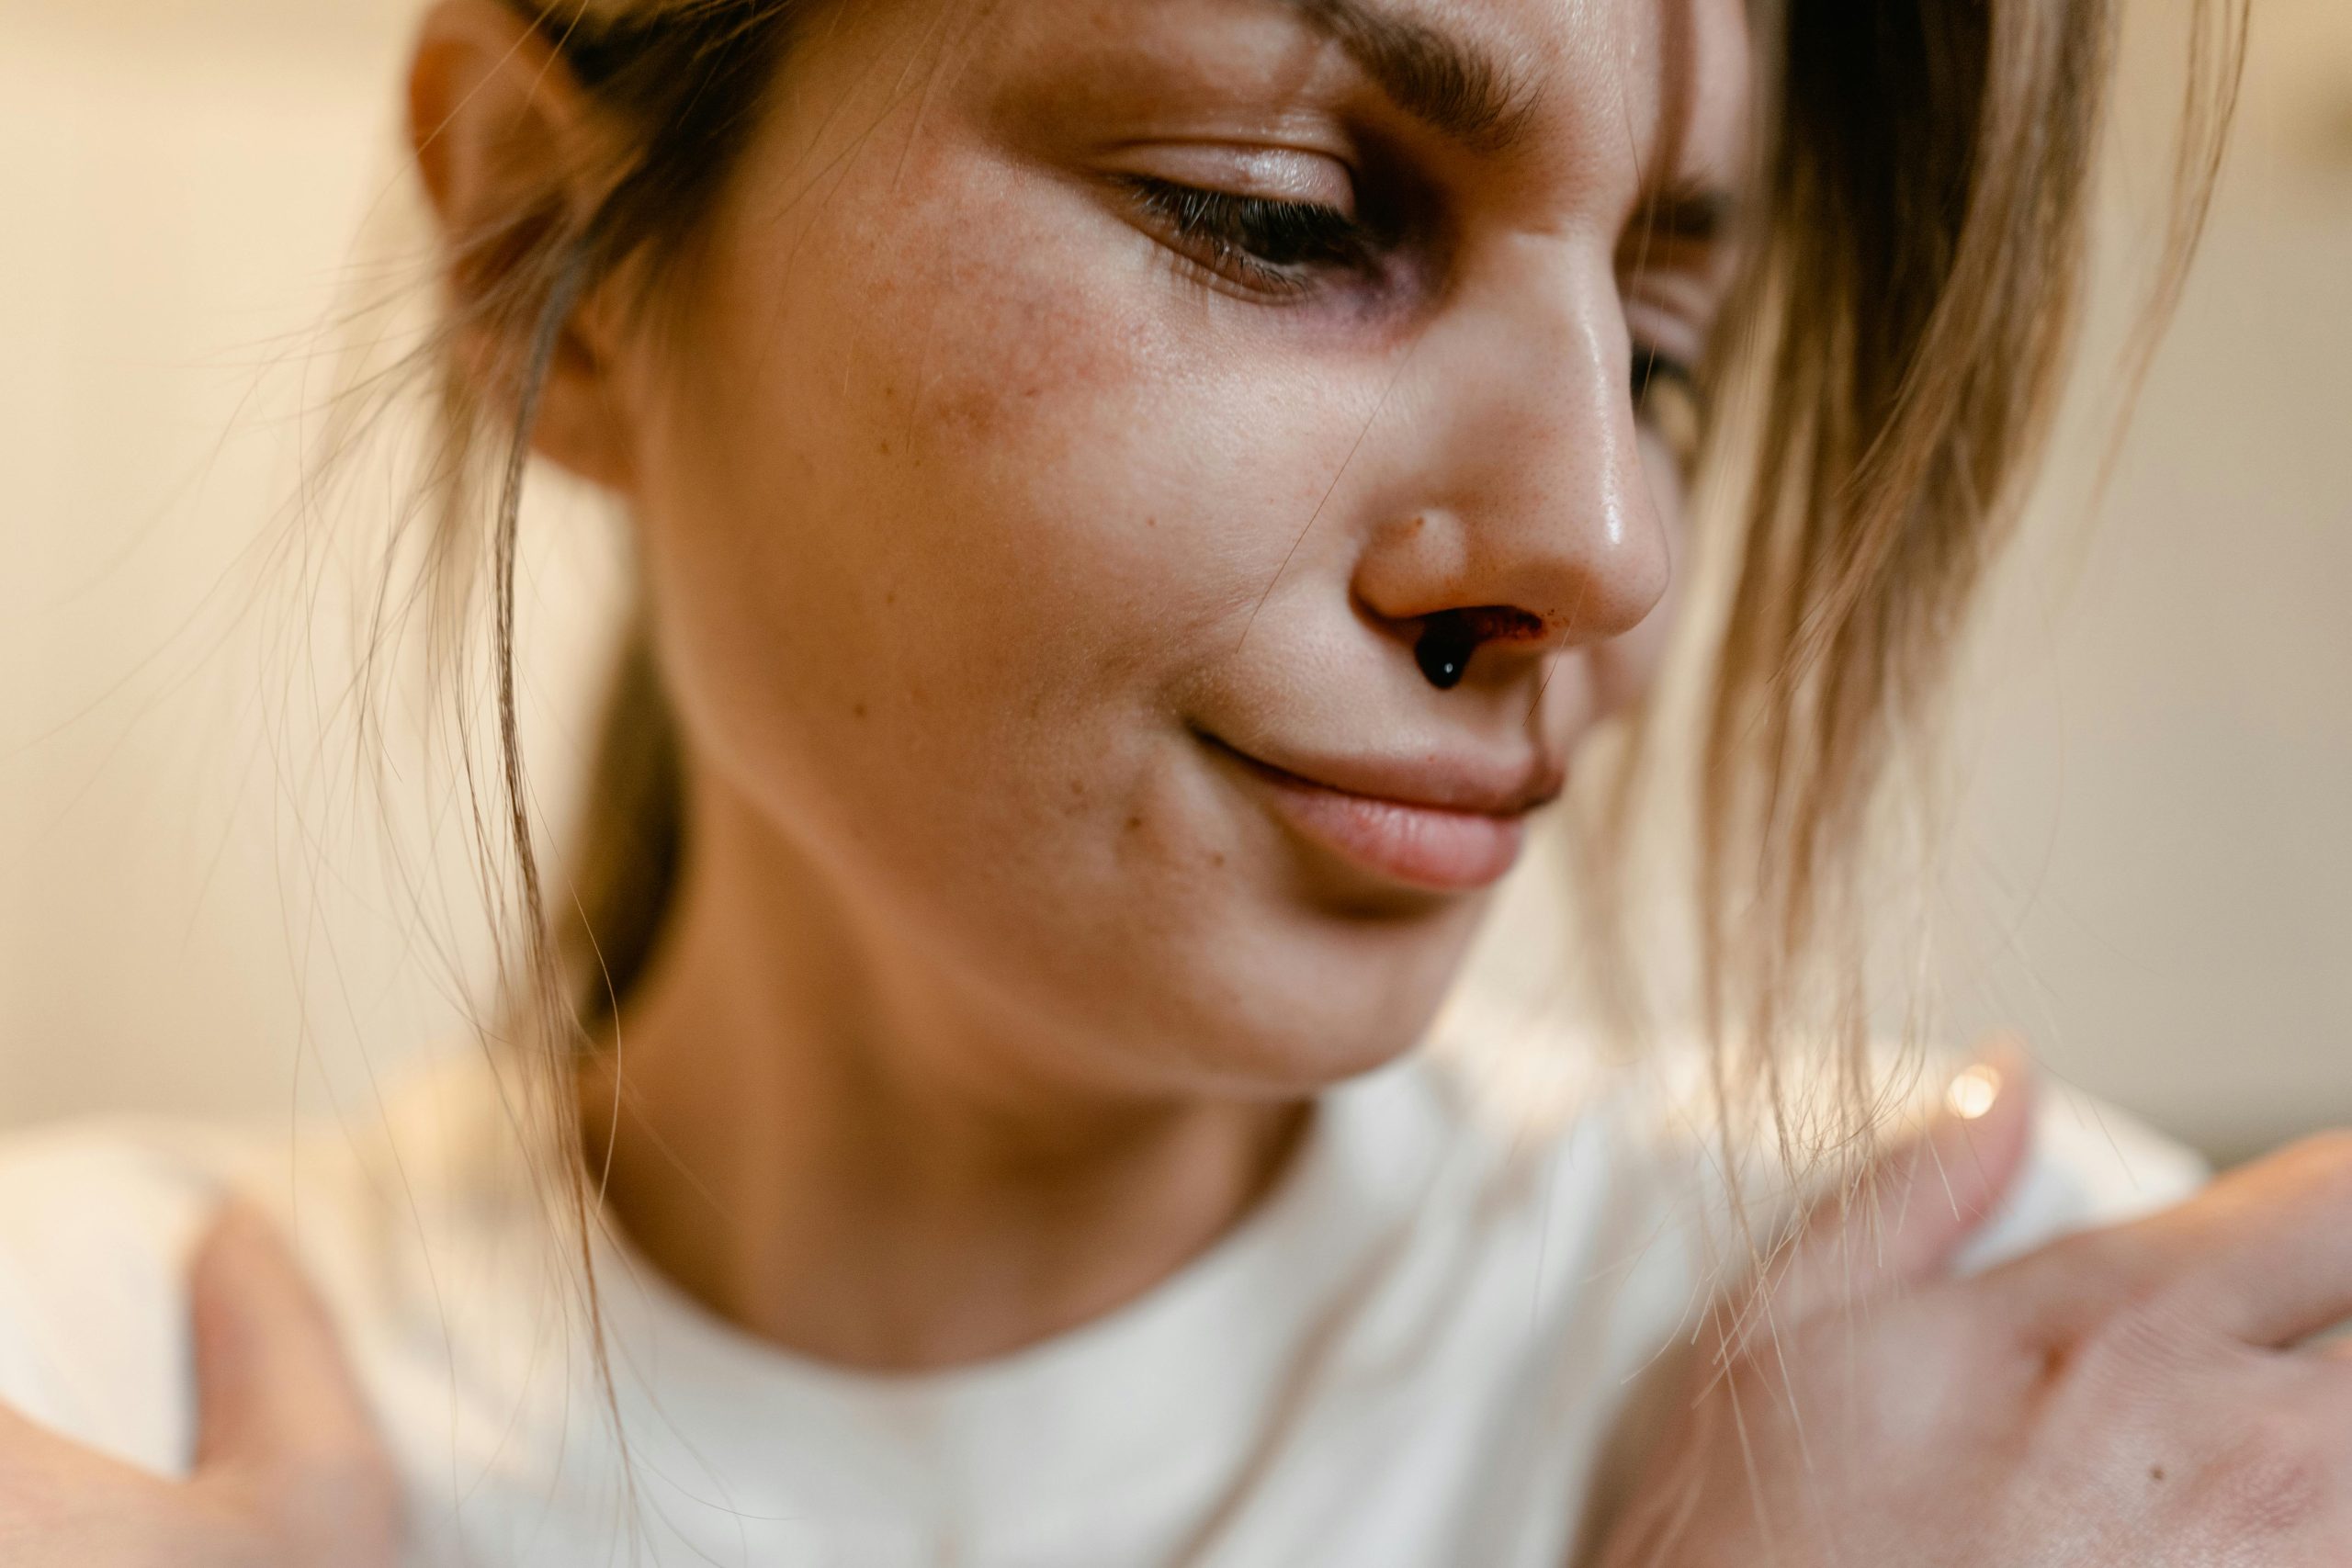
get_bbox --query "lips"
[1201,733,1564,893]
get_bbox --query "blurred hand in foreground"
[1597,1054,2352,1566]
[0,1204,399,1567]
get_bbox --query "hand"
[1594,1056,2352,1567]
[0,1204,401,1567]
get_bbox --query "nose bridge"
[1396,238,1671,645]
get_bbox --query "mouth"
[1198,732,1563,894]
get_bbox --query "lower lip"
[1223,752,1530,893]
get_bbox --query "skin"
[4,0,2350,1562]
[1592,1084,2352,1568]
[0,1209,398,1568]
[526,0,1736,1371]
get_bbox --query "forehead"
[1396,0,1755,195]
[820,0,1761,235]
[994,0,1757,209]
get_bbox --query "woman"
[0,0,2341,1562]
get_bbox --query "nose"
[1350,243,1673,685]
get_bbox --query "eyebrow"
[1276,0,1539,154]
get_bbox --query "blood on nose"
[1413,607,1549,691]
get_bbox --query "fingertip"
[1971,1037,2038,1142]
[1947,1036,2033,1119]
[196,1196,269,1256]
[1765,1041,2047,1324]
[1922,1037,2041,1221]
[187,1199,380,1478]
[189,1198,330,1363]
[192,1199,285,1301]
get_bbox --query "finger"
[187,1201,387,1479]
[2131,1132,2352,1348]
[1766,1043,2038,1325]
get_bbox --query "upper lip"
[1201,731,1567,818]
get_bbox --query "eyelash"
[1127,176,1704,440]
[1124,176,1376,297]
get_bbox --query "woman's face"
[610,0,1748,1096]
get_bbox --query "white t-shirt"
[0,1027,2202,1568]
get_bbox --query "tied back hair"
[345,0,2245,1449]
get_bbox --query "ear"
[409,0,638,492]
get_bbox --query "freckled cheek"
[657,160,1367,759]
[633,241,1181,818]
[823,223,1328,657]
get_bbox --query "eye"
[1123,176,1377,299]
[1632,344,1705,468]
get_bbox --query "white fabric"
[0,1031,2203,1567]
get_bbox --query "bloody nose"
[1413,607,1549,691]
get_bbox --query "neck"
[578,774,1310,1372]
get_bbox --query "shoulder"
[1958,1073,2208,1271]
[1390,1012,2211,1523]
[0,1049,537,1481]
[1411,1006,2210,1293]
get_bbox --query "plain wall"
[2,0,2346,1159]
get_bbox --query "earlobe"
[408,0,639,493]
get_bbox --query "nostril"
[1413,607,1550,691]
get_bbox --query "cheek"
[622,120,1363,896]
[635,140,1354,762]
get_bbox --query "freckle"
[876,439,893,457]
[1126,816,1143,832]
[885,592,899,608]
[2150,1465,2166,1483]
[853,703,868,720]
[1211,852,1227,869]
[1145,516,1158,529]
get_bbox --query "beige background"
[2,0,2346,1161]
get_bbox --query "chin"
[1139,901,1483,1100]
